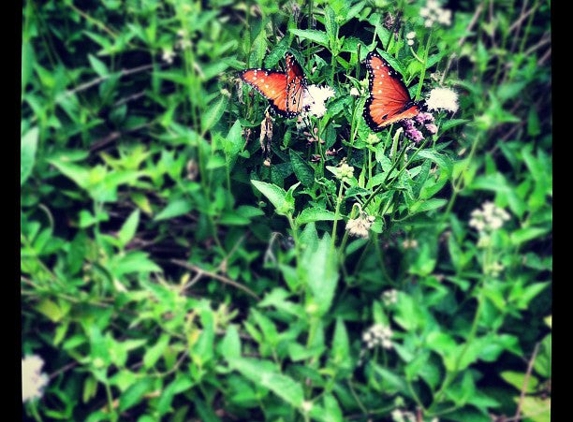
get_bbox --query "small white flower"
[362,323,394,350]
[420,0,452,27]
[406,31,416,46]
[303,84,335,118]
[301,400,313,413]
[437,9,452,25]
[382,289,398,305]
[335,163,355,180]
[22,355,49,403]
[469,201,511,235]
[346,213,375,239]
[295,115,306,130]
[349,87,361,97]
[401,239,419,249]
[486,261,505,277]
[162,48,175,64]
[425,87,459,113]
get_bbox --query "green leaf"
[48,159,90,189]
[154,198,192,221]
[509,282,549,309]
[251,309,279,346]
[117,209,140,248]
[35,299,65,323]
[289,149,315,187]
[510,227,550,246]
[201,95,228,133]
[88,54,109,77]
[519,396,551,422]
[191,308,215,366]
[219,325,241,360]
[324,6,339,51]
[331,318,351,371]
[224,119,244,167]
[227,357,305,408]
[296,208,339,224]
[289,29,329,46]
[22,42,34,92]
[143,333,170,369]
[111,251,162,276]
[394,294,426,331]
[409,198,448,214]
[119,377,154,412]
[534,333,551,378]
[157,374,194,415]
[314,393,344,422]
[501,371,530,392]
[302,233,339,316]
[21,127,38,185]
[219,213,251,226]
[370,363,409,395]
[251,180,295,216]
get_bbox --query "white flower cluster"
[382,289,398,306]
[302,85,335,118]
[420,0,452,27]
[406,31,416,46]
[22,355,49,403]
[425,87,459,114]
[346,213,375,239]
[362,323,394,350]
[469,201,511,233]
[335,163,355,181]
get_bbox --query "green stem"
[363,134,432,211]
[28,400,44,422]
[429,290,484,413]
[415,31,432,100]
[331,180,346,246]
[440,134,481,223]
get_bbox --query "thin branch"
[514,342,541,420]
[440,3,484,84]
[537,47,551,66]
[524,32,551,57]
[113,91,148,107]
[89,123,152,153]
[172,260,261,300]
[56,64,155,102]
[509,1,537,33]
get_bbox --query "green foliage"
[22,0,551,421]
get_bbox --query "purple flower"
[425,123,438,134]
[405,127,424,142]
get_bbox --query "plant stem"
[331,179,346,246]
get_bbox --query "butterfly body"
[363,51,421,131]
[239,53,308,118]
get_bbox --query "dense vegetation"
[21,0,551,421]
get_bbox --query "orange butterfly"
[239,53,308,118]
[363,51,421,131]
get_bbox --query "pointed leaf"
[289,149,314,187]
[117,209,140,248]
[227,357,304,408]
[21,127,38,185]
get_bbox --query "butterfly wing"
[284,53,308,117]
[364,52,420,131]
[239,53,307,118]
[239,68,289,116]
